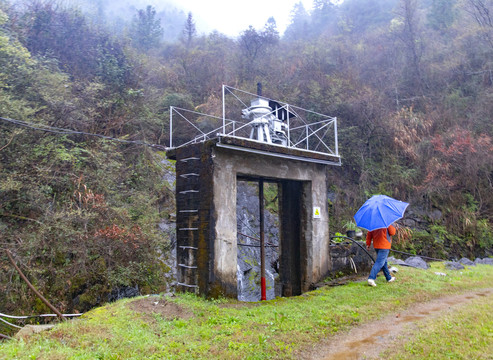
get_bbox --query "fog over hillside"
[28,0,316,38]
[9,0,401,39]
[10,0,187,41]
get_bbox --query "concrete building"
[167,85,340,299]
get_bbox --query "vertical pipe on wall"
[259,179,266,301]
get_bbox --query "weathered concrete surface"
[169,138,333,298]
[218,135,339,164]
[212,145,330,296]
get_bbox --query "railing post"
[286,104,290,147]
[334,117,338,156]
[306,125,309,150]
[170,106,173,148]
[222,85,226,135]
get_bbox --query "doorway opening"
[236,178,307,301]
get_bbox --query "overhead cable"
[0,116,167,150]
[0,317,22,329]
[0,312,83,319]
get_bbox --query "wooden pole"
[6,250,66,322]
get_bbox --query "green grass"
[385,291,493,359]
[1,263,492,359]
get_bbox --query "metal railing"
[169,85,340,164]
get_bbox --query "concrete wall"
[170,140,332,298]
[172,143,214,295]
[211,146,330,297]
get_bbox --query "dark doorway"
[236,177,307,300]
[279,180,307,296]
[236,180,280,301]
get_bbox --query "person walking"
[366,224,396,286]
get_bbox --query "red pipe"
[261,277,266,301]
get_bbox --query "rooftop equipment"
[241,83,292,146]
[169,84,340,166]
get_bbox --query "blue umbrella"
[354,195,409,231]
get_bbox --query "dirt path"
[304,288,493,360]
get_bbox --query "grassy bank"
[385,291,493,360]
[1,262,492,359]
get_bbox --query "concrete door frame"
[236,178,310,299]
[169,140,331,299]
[212,146,329,298]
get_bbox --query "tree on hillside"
[16,0,129,90]
[463,0,493,50]
[338,0,398,34]
[427,0,457,31]
[130,5,163,51]
[181,11,196,48]
[391,0,425,97]
[20,1,99,78]
[262,16,279,44]
[238,26,263,81]
[284,1,310,41]
[236,19,281,82]
[311,0,338,36]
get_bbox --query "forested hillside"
[1,0,492,315]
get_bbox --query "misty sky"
[170,0,314,37]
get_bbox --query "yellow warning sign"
[313,207,321,219]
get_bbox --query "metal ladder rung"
[179,246,198,250]
[177,282,198,288]
[180,173,199,178]
[180,157,200,162]
[178,264,197,269]
[179,190,199,194]
[179,209,198,213]
[179,228,198,231]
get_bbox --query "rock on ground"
[445,261,465,270]
[475,258,493,265]
[15,324,55,339]
[459,257,476,266]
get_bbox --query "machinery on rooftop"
[241,83,292,146]
[168,84,340,166]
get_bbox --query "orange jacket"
[366,225,396,250]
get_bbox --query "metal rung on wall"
[177,282,198,288]
[179,246,198,250]
[180,157,200,162]
[179,228,198,231]
[179,190,199,194]
[179,263,197,269]
[180,173,199,178]
[179,209,198,213]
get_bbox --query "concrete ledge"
[167,137,341,166]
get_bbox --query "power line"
[0,312,82,320]
[0,116,168,150]
[0,317,22,329]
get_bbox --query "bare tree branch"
[0,132,16,152]
[5,250,66,322]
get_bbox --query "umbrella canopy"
[354,195,409,231]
